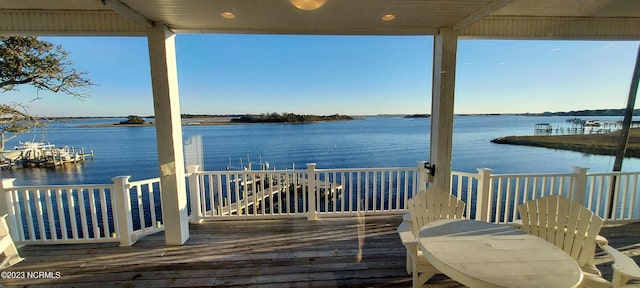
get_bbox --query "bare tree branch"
[0,36,95,99]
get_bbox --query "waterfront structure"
[1,2,639,286]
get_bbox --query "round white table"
[419,219,583,288]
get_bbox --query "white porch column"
[430,28,458,192]
[147,24,189,245]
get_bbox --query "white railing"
[187,164,419,221]
[0,181,116,245]
[0,177,163,246]
[451,167,640,223]
[0,164,638,246]
[128,178,164,237]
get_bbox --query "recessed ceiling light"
[289,0,327,11]
[221,11,236,19]
[381,14,396,21]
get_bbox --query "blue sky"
[3,35,639,117]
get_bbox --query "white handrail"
[451,169,640,223]
[188,165,419,219]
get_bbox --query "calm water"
[3,115,639,186]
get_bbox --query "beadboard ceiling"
[1,0,639,39]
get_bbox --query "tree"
[1,36,93,98]
[0,36,93,150]
[0,104,42,150]
[120,115,145,125]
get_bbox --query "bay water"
[3,115,639,186]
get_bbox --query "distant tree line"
[119,115,146,125]
[231,113,354,123]
[181,114,243,118]
[527,109,640,117]
[404,114,431,118]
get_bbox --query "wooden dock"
[216,176,343,216]
[0,216,637,287]
[15,147,94,168]
[217,185,286,215]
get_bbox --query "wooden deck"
[0,216,638,287]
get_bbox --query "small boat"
[0,150,23,162]
[584,120,601,127]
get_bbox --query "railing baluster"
[22,191,34,241]
[135,185,144,231]
[393,171,399,211]
[77,188,89,239]
[466,175,472,218]
[495,178,503,223]
[148,183,157,229]
[503,177,511,223]
[586,176,595,212]
[216,174,224,216]
[596,176,604,217]
[44,189,56,240]
[403,171,409,209]
[35,190,46,240]
[88,188,100,238]
[8,190,23,242]
[386,170,392,211]
[99,188,109,239]
[511,177,520,222]
[630,175,638,220]
[357,172,362,212]
[612,175,621,219]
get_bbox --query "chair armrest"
[597,240,640,287]
[397,221,418,247]
[596,235,608,246]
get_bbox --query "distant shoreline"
[43,108,640,121]
[76,117,242,128]
[491,129,640,158]
[75,115,359,128]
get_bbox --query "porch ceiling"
[1,0,639,39]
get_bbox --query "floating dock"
[1,142,94,169]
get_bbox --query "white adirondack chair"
[397,188,465,288]
[0,214,22,269]
[518,195,640,288]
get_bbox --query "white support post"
[187,165,202,224]
[148,24,189,245]
[307,163,318,220]
[571,166,589,206]
[112,176,136,246]
[475,168,493,222]
[0,178,20,242]
[430,27,458,193]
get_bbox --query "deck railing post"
[0,178,20,242]
[112,176,137,246]
[307,163,318,220]
[475,168,493,222]
[187,165,202,224]
[571,166,589,206]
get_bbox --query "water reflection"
[1,164,85,186]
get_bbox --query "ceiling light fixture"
[221,11,236,19]
[289,0,327,11]
[381,14,396,21]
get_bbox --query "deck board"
[0,216,638,287]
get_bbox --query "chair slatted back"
[518,195,604,268]
[409,188,465,236]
